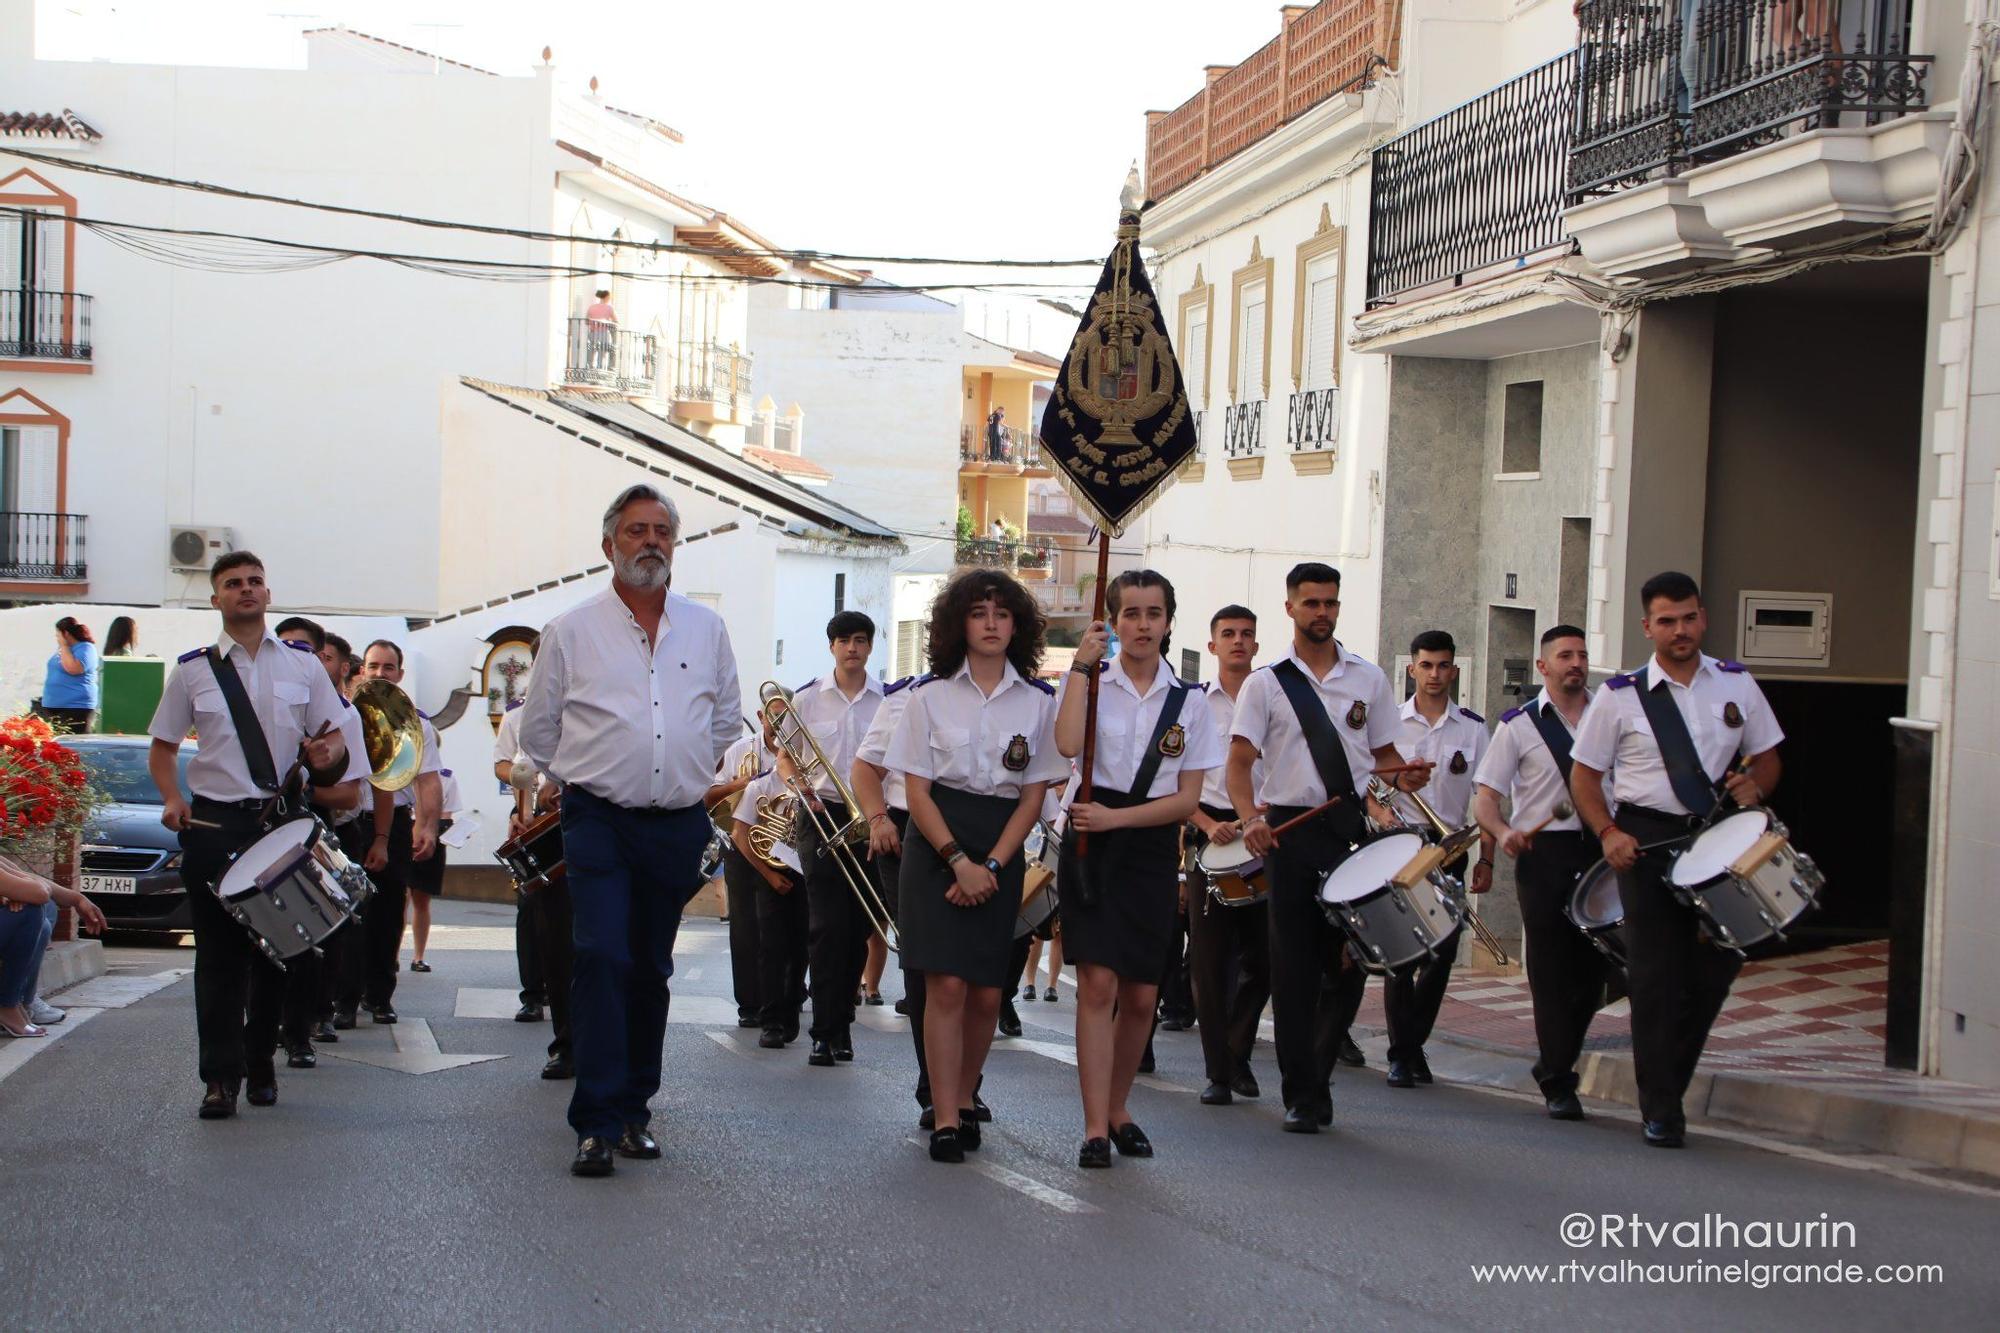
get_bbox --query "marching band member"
[1231,563,1423,1135]
[1379,630,1493,1090]
[1184,605,1271,1107]
[353,640,442,1023]
[789,612,886,1068]
[708,721,773,1030]
[1473,624,1610,1120]
[885,569,1064,1162]
[1570,572,1782,1149]
[148,552,366,1120]
[1055,570,1220,1169]
[493,680,547,1026]
[729,724,808,1047]
[505,730,576,1081]
[518,483,741,1177]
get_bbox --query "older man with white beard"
[519,483,743,1177]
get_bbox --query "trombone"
[757,681,901,952]
[1368,778,1512,967]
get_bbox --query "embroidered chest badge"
[1722,701,1743,729]
[1345,700,1368,730]
[1003,734,1030,772]
[1448,750,1467,775]
[1159,723,1186,759]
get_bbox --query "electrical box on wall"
[1737,591,1831,668]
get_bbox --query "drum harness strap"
[204,647,283,799]
[1528,697,1578,786]
[1072,681,1188,909]
[1633,665,1736,819]
[1270,660,1360,813]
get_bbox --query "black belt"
[1616,803,1704,834]
[192,795,267,813]
[1531,829,1594,843]
[1197,802,1234,822]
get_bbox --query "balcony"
[1366,52,1578,307]
[1286,387,1340,474]
[563,319,658,394]
[954,535,1054,577]
[671,340,752,424]
[1033,580,1090,616]
[1566,0,1938,273]
[0,513,87,583]
[1,290,93,364]
[1145,0,1400,202]
[959,424,1049,473]
[1222,400,1267,480]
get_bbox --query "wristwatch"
[984,857,1003,875]
[1069,661,1096,678]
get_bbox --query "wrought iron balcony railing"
[673,340,753,415]
[1223,400,1266,459]
[1287,388,1340,454]
[564,318,658,393]
[1570,0,1931,200]
[0,512,87,581]
[0,290,93,362]
[1367,52,1578,306]
[959,423,1044,468]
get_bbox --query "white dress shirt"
[392,716,444,810]
[732,767,801,876]
[1389,695,1490,828]
[715,733,773,787]
[519,587,742,809]
[149,630,369,801]
[1229,644,1403,807]
[854,681,916,812]
[1474,688,1595,833]
[1571,654,1784,816]
[438,766,463,817]
[789,672,884,804]
[1198,682,1264,811]
[885,660,1067,799]
[493,704,525,770]
[1056,657,1224,799]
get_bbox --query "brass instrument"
[704,743,764,878]
[351,678,425,792]
[1369,777,1512,967]
[757,680,900,951]
[744,791,801,875]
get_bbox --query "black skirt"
[1057,785,1180,983]
[899,785,1026,989]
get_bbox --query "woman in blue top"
[39,616,99,734]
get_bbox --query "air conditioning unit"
[169,526,236,574]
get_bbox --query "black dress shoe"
[1200,1082,1233,1106]
[1109,1122,1153,1157]
[1077,1136,1112,1168]
[1230,1067,1260,1099]
[893,997,911,1016]
[515,1003,545,1023]
[1021,985,1037,1001]
[410,960,432,974]
[833,1034,854,1062]
[864,992,884,1007]
[807,1040,836,1067]
[1386,1060,1417,1089]
[970,1093,992,1123]
[1160,1017,1187,1032]
[1643,1119,1686,1148]
[1043,987,1058,1002]
[1317,1106,1333,1127]
[1412,1054,1434,1085]
[285,1044,316,1070]
[332,1007,357,1031]
[736,1015,761,1028]
[246,1082,277,1108]
[929,1128,964,1163]
[616,1125,661,1159]
[1138,1045,1156,1074]
[313,1019,338,1043]
[1336,1034,1366,1067]
[198,1082,237,1120]
[541,1055,575,1080]
[370,1006,397,1025]
[1282,1106,1320,1134]
[957,1116,981,1152]
[571,1137,616,1177]
[1546,1091,1586,1121]
[758,1028,787,1049]
[918,1105,935,1131]
[997,1006,1023,1038]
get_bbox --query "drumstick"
[185,816,225,830]
[1268,795,1346,839]
[1521,801,1575,841]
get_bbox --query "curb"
[35,940,106,997]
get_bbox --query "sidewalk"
[1349,939,2000,1178]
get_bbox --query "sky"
[31,0,1286,322]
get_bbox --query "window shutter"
[1239,284,1266,400]
[15,426,59,512]
[32,213,64,294]
[0,211,23,289]
[1183,305,1207,409]
[1303,255,1340,391]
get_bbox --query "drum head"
[1670,809,1770,886]
[1198,837,1257,874]
[216,819,316,898]
[1569,860,1622,928]
[1320,833,1424,903]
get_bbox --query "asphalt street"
[2,899,1994,1330]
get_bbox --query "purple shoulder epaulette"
[1498,705,1527,724]
[1458,706,1484,723]
[1027,676,1056,695]
[1605,672,1639,691]
[177,647,207,664]
[1716,660,1749,674]
[882,675,918,696]
[284,638,314,653]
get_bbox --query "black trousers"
[721,848,765,1023]
[803,803,870,1042]
[181,801,284,1087]
[531,877,574,1061]
[516,886,544,1008]
[1383,853,1467,1064]
[1515,831,1608,1097]
[355,807,412,1011]
[1186,849,1272,1085]
[1619,806,1742,1124]
[754,860,809,1035]
[1265,802,1366,1116]
[1158,898,1195,1023]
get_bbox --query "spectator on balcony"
[987,407,1008,462]
[585,289,618,370]
[104,616,139,658]
[38,617,99,734]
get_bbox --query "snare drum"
[1195,836,1267,907]
[1669,807,1823,952]
[1316,831,1463,970]
[214,816,370,965]
[1016,820,1060,940]
[1564,858,1627,972]
[496,807,567,891]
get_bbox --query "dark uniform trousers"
[802,802,870,1044]
[1617,805,1743,1125]
[516,884,545,1009]
[181,799,284,1087]
[753,853,809,1037]
[531,876,574,1062]
[720,845,766,1024]
[1265,802,1367,1117]
[1185,808,1272,1087]
[280,808,358,1047]
[1514,830,1607,1097]
[340,806,413,1012]
[1382,852,1467,1065]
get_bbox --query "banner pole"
[1076,531,1111,859]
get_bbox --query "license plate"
[82,874,138,895]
